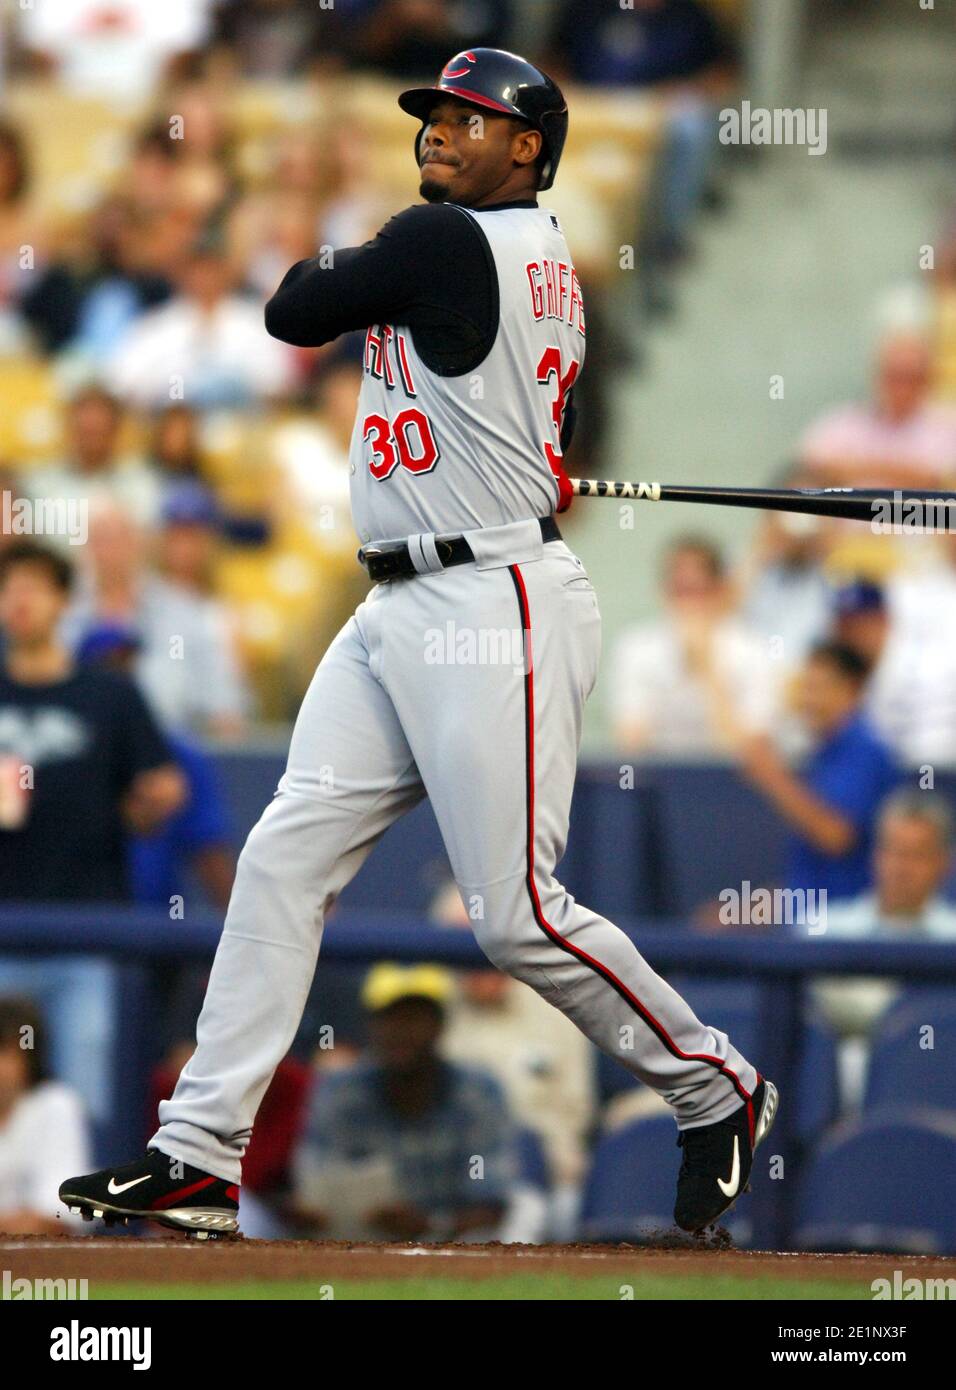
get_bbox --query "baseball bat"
[569,480,956,523]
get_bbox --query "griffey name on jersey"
[525,259,586,335]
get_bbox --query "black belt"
[358,515,561,583]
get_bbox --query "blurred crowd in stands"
[1,0,956,1245]
[611,322,956,903]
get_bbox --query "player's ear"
[511,125,542,173]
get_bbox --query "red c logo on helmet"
[443,51,477,79]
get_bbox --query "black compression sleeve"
[264,202,494,357]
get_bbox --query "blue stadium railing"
[2,903,955,1249]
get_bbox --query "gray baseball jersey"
[349,205,585,542]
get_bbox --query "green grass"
[89,1274,872,1301]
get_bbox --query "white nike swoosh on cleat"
[717,1135,740,1198]
[107,1175,151,1195]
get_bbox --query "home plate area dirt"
[4,1234,956,1300]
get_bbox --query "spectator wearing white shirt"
[16,0,213,100]
[108,235,296,410]
[142,483,252,736]
[0,998,91,1234]
[20,386,162,540]
[802,791,956,1108]
[741,508,832,677]
[609,535,779,756]
[63,495,251,737]
[876,537,956,769]
[270,353,359,546]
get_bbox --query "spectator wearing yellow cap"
[291,962,518,1243]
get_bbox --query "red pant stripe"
[508,562,751,1104]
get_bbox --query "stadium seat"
[0,360,62,463]
[935,285,956,400]
[4,88,141,215]
[796,1012,842,1143]
[864,1004,956,1113]
[794,1108,956,1253]
[670,977,761,1022]
[561,766,661,918]
[876,987,956,1035]
[579,1113,680,1241]
[650,765,788,916]
[231,82,319,141]
[214,750,287,845]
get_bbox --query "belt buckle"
[360,541,406,584]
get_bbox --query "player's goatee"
[420,178,450,203]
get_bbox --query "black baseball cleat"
[59,1149,240,1239]
[673,1077,779,1234]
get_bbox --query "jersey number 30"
[362,348,577,485]
[363,408,439,480]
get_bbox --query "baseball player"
[61,49,777,1239]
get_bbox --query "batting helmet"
[397,48,569,192]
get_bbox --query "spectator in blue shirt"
[292,963,517,1242]
[128,734,235,912]
[741,641,902,901]
[75,623,236,913]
